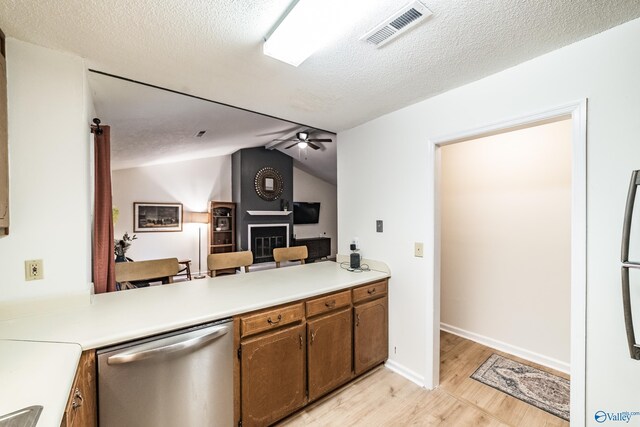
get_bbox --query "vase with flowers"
[114,232,137,262]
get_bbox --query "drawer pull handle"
[310,330,317,344]
[356,314,360,327]
[324,300,336,308]
[72,388,83,410]
[367,288,376,295]
[299,334,303,349]
[267,314,282,325]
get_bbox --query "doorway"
[427,100,587,425]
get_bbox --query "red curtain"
[92,125,116,293]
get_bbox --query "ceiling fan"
[277,131,333,150]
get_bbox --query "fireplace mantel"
[246,210,292,216]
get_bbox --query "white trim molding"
[247,223,290,251]
[384,359,425,388]
[440,323,570,374]
[427,99,587,426]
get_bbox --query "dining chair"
[207,251,253,277]
[272,246,308,268]
[115,258,180,290]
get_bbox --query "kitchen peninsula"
[0,259,390,427]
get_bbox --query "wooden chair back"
[115,258,180,287]
[207,251,253,277]
[273,246,308,268]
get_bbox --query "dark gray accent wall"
[232,147,294,252]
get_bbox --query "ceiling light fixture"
[263,0,353,67]
[297,141,308,149]
[297,131,309,141]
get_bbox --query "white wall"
[112,155,231,275]
[293,167,337,256]
[338,17,640,422]
[440,120,571,367]
[0,39,91,301]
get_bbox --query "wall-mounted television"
[293,202,320,224]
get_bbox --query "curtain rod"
[91,117,103,135]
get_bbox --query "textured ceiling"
[88,72,337,183]
[2,0,640,133]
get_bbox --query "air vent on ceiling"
[361,1,432,48]
[195,130,207,137]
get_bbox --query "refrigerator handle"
[622,170,640,262]
[622,266,640,359]
[621,170,640,359]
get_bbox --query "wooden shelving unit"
[209,201,236,255]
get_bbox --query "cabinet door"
[241,324,306,427]
[354,296,388,375]
[307,308,352,401]
[61,351,97,427]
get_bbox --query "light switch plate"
[376,220,383,232]
[414,242,424,258]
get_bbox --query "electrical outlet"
[376,220,383,232]
[414,242,424,258]
[25,259,44,281]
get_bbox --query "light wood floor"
[278,332,570,426]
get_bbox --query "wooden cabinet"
[235,280,388,426]
[305,290,351,317]
[293,237,330,262]
[354,295,388,376]
[241,303,304,338]
[352,280,387,304]
[209,201,235,254]
[60,351,97,427]
[0,28,8,235]
[307,307,352,401]
[241,324,306,427]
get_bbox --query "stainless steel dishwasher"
[97,319,233,427]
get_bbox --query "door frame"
[426,99,587,425]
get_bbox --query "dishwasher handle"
[107,325,229,365]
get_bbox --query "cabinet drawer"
[241,303,304,338]
[306,290,351,318]
[352,280,387,303]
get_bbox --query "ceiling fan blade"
[285,143,298,149]
[308,138,332,143]
[307,142,321,150]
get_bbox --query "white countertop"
[0,340,81,427]
[0,261,389,349]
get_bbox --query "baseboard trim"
[440,323,570,374]
[384,359,426,388]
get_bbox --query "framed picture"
[216,217,230,231]
[134,202,183,232]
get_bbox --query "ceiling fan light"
[297,131,309,141]
[297,141,308,149]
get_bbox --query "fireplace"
[248,224,290,263]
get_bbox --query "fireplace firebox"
[248,224,289,263]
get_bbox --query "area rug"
[471,353,570,421]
